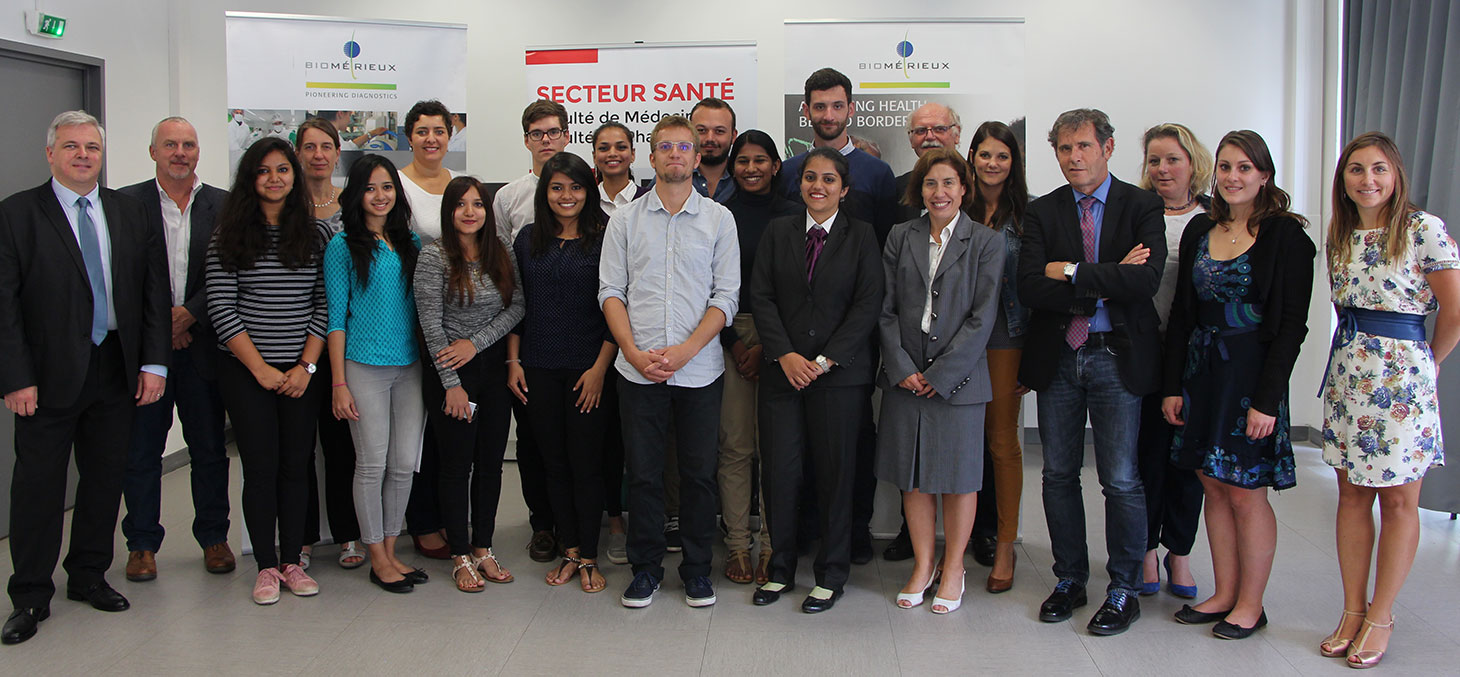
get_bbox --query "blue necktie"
[75,196,109,345]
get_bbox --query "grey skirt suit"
[875,212,1004,494]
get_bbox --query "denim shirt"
[997,213,1029,338]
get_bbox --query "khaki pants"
[986,348,1025,543]
[718,313,771,552]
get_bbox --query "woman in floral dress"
[1319,132,1460,668]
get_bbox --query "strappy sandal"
[546,553,582,586]
[452,555,485,593]
[473,549,514,584]
[1321,608,1367,657]
[338,541,366,569]
[578,560,606,593]
[1347,615,1396,669]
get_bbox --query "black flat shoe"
[370,569,415,593]
[801,588,843,614]
[882,528,913,562]
[969,535,997,567]
[753,583,794,606]
[1039,580,1087,623]
[1174,604,1234,625]
[1087,592,1141,636]
[1212,610,1268,639]
[2,608,49,645]
[404,568,429,584]
[66,581,129,612]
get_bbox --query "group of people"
[1,67,1452,671]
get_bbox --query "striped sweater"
[205,221,331,363]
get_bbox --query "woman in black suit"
[748,147,884,614]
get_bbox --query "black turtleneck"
[722,188,803,349]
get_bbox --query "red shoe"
[412,534,451,560]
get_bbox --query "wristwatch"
[296,359,317,374]
[1062,262,1078,282]
[814,355,833,372]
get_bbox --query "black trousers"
[620,375,722,581]
[307,346,360,545]
[217,354,324,570]
[404,424,444,537]
[761,383,862,592]
[971,447,999,539]
[512,397,555,533]
[852,394,878,534]
[7,334,131,609]
[526,367,608,558]
[1137,392,1203,554]
[601,377,625,517]
[425,341,512,555]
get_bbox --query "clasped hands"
[628,343,697,383]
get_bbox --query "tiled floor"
[2,441,1458,675]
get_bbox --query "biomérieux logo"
[343,34,362,80]
[896,33,915,79]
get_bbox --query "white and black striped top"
[205,221,331,363]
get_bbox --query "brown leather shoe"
[724,550,753,584]
[986,550,1016,594]
[527,530,557,563]
[125,551,157,582]
[753,548,772,586]
[203,543,236,574]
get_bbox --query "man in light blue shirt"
[600,115,739,609]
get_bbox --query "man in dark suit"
[1017,108,1163,637]
[117,117,234,583]
[0,111,170,645]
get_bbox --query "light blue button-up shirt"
[598,186,740,387]
[1071,173,1113,334]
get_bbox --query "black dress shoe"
[1212,610,1267,639]
[369,569,415,593]
[66,582,130,612]
[801,588,843,614]
[2,608,49,645]
[1173,604,1233,625]
[1087,592,1141,636]
[1039,580,1087,622]
[404,568,429,584]
[850,530,874,565]
[969,535,997,567]
[752,583,794,606]
[882,527,913,562]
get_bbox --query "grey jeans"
[346,360,426,545]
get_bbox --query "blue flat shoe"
[1164,553,1197,599]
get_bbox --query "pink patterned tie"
[1065,196,1098,350]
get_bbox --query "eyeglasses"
[654,141,695,153]
[526,128,565,142]
[908,125,958,138]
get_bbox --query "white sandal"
[453,555,485,593]
[338,542,366,569]
[474,548,514,584]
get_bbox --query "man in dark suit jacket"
[117,117,234,584]
[0,111,170,645]
[1017,108,1164,637]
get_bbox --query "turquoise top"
[324,231,421,366]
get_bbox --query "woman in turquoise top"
[323,154,427,593]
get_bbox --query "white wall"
[5,0,1342,433]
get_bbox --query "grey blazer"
[877,211,1004,405]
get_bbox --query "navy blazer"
[1016,175,1166,394]
[119,178,228,377]
[0,181,171,407]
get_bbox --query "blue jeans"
[122,346,230,552]
[1036,343,1146,594]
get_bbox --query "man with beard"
[690,98,737,202]
[601,116,739,609]
[778,67,897,566]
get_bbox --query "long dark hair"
[967,121,1028,235]
[728,129,784,192]
[530,152,607,257]
[1209,130,1307,233]
[439,176,513,305]
[338,154,417,290]
[216,137,316,271]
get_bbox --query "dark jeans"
[8,335,130,608]
[217,355,324,570]
[761,384,862,592]
[123,346,229,552]
[306,384,360,545]
[620,375,723,582]
[526,367,608,559]
[1036,343,1146,594]
[426,342,511,555]
[1137,392,1203,554]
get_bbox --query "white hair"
[47,110,105,149]
[907,102,962,132]
[150,116,194,148]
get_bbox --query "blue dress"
[1171,234,1295,489]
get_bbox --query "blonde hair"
[1138,123,1212,200]
[1327,132,1416,269]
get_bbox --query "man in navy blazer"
[0,111,170,645]
[1018,108,1165,637]
[117,117,235,583]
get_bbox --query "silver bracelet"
[505,358,521,364]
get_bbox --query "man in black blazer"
[0,111,170,645]
[117,117,234,583]
[1017,108,1164,637]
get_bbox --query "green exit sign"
[26,11,67,39]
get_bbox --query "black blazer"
[1017,175,1166,394]
[119,179,228,377]
[0,181,171,408]
[1162,213,1315,415]
[749,212,884,390]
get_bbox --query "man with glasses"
[492,99,568,563]
[892,103,963,224]
[600,115,739,609]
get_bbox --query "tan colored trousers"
[718,314,771,552]
[985,348,1025,543]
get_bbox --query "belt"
[1318,306,1427,396]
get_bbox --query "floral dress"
[1323,211,1459,486]
[1171,234,1295,489]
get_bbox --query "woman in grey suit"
[878,148,1004,614]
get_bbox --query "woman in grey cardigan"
[877,148,1004,615]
